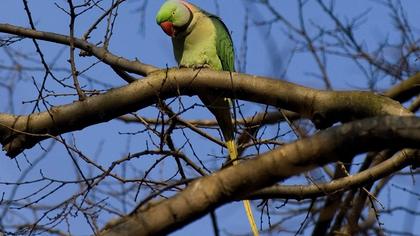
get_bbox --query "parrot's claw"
[179,64,211,70]
[196,63,211,69]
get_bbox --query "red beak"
[160,21,175,37]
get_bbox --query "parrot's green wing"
[210,16,235,72]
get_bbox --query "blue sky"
[0,0,419,235]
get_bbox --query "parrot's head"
[156,0,192,37]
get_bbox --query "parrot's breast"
[172,14,223,70]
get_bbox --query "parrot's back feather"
[210,16,235,72]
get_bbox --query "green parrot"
[156,1,259,235]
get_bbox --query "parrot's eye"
[172,11,176,15]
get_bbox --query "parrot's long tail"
[225,139,259,236]
[200,95,259,236]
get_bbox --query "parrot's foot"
[179,63,211,70]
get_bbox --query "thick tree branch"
[116,71,420,127]
[0,68,410,157]
[99,116,420,236]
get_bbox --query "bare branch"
[0,68,410,157]
[0,23,157,76]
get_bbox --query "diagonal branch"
[248,149,417,200]
[385,72,420,102]
[99,116,420,236]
